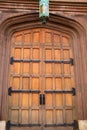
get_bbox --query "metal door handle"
[43,94,45,105]
[40,94,42,105]
[39,94,45,105]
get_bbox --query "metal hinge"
[10,57,40,64]
[73,120,78,130]
[45,88,76,96]
[8,87,40,96]
[6,121,41,130]
[45,120,78,129]
[44,58,74,65]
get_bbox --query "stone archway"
[0,13,86,123]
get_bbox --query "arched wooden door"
[7,28,78,130]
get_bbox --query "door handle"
[40,94,42,105]
[39,94,45,105]
[43,94,45,105]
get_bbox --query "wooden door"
[7,28,77,130]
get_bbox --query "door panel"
[7,28,77,130]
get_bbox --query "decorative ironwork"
[6,121,41,130]
[44,88,76,96]
[10,57,40,64]
[44,58,74,65]
[45,120,78,129]
[8,87,40,96]
[6,120,78,129]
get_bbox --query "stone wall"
[79,120,87,130]
[0,121,6,130]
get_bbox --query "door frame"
[0,12,86,120]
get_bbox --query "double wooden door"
[7,28,77,130]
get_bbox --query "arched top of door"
[0,12,85,39]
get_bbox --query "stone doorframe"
[0,12,86,121]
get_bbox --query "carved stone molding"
[0,1,87,13]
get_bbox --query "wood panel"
[43,29,75,130]
[8,28,76,130]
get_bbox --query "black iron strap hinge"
[40,94,45,105]
[8,87,40,96]
[44,58,74,65]
[10,57,40,64]
[10,57,73,65]
[45,88,76,96]
[6,120,78,129]
[45,120,78,129]
[6,121,41,130]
